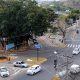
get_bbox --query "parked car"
[0,67,9,77]
[13,61,28,67]
[72,48,80,55]
[27,65,41,75]
[70,64,80,74]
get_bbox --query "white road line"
[66,44,80,48]
[70,44,72,47]
[10,69,22,77]
[67,44,70,47]
[73,45,75,47]
[76,45,78,47]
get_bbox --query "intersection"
[0,25,80,80]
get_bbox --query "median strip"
[25,57,47,66]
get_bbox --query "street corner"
[24,57,47,66]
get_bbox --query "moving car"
[27,65,41,75]
[13,61,28,67]
[72,48,80,55]
[0,67,9,77]
[70,64,80,74]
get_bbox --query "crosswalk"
[66,44,80,48]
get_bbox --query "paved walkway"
[37,33,66,48]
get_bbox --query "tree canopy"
[0,0,56,48]
[0,0,52,38]
[65,9,80,24]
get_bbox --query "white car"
[27,65,41,75]
[0,67,9,77]
[72,48,80,54]
[70,64,80,74]
[13,61,28,67]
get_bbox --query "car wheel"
[14,65,17,67]
[33,72,35,75]
[22,66,25,68]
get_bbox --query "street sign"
[6,43,15,50]
[34,43,42,49]
[34,43,42,61]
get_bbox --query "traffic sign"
[6,43,15,50]
[34,43,42,49]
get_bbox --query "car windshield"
[29,67,35,70]
[0,68,7,72]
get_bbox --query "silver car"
[0,67,9,77]
[13,61,28,68]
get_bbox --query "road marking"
[70,44,72,47]
[67,44,70,47]
[10,69,22,77]
[73,45,75,47]
[76,45,78,47]
[66,44,80,48]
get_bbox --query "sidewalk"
[37,33,66,48]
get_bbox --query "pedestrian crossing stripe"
[67,44,70,47]
[73,45,75,47]
[70,44,72,47]
[66,44,80,48]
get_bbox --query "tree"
[47,8,58,22]
[0,0,51,48]
[66,9,80,24]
